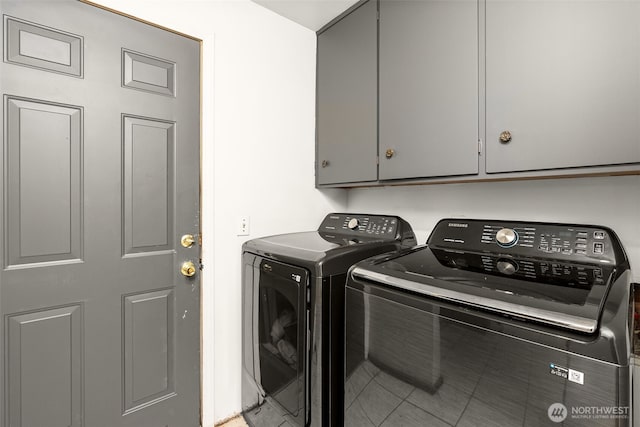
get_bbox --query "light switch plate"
[237,216,250,236]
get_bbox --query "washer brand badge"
[548,403,568,423]
[550,363,585,385]
[291,274,301,283]
[447,222,468,228]
[549,363,568,379]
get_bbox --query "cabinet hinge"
[478,139,483,155]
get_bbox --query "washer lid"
[244,231,390,262]
[350,219,630,334]
[242,213,417,275]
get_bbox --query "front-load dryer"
[241,213,416,427]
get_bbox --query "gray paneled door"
[0,1,201,427]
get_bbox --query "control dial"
[497,259,518,275]
[347,218,360,230]
[495,228,518,248]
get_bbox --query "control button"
[576,238,587,244]
[575,249,587,255]
[551,247,561,253]
[575,243,587,249]
[562,249,572,255]
[497,259,518,275]
[496,228,518,248]
[594,231,605,240]
[593,242,605,254]
[577,232,588,238]
[347,218,360,230]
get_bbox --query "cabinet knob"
[385,149,395,159]
[499,131,512,144]
[321,160,330,168]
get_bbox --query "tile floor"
[217,415,248,427]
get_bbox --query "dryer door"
[255,257,310,425]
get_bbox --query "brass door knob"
[180,261,197,277]
[499,131,512,143]
[385,149,395,159]
[181,234,196,248]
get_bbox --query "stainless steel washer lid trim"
[351,267,598,333]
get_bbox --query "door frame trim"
[80,0,202,41]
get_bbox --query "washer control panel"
[495,228,519,248]
[431,248,610,289]
[319,213,409,239]
[429,219,622,264]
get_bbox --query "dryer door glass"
[258,259,309,421]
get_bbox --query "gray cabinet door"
[378,0,479,180]
[316,0,378,185]
[1,2,201,426]
[486,0,640,173]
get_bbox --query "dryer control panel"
[319,213,411,241]
[428,219,626,266]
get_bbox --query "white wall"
[347,175,640,282]
[91,1,346,425]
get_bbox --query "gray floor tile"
[380,401,452,427]
[357,378,403,426]
[244,399,287,427]
[345,399,376,427]
[362,359,381,377]
[457,397,524,427]
[373,370,415,400]
[440,360,483,395]
[272,376,303,415]
[406,381,472,426]
[345,361,375,409]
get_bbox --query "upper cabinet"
[316,0,640,187]
[316,0,378,185]
[485,0,640,173]
[378,0,479,180]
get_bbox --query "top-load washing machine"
[241,213,416,427]
[345,218,633,427]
